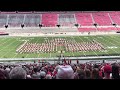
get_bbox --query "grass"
[0,35,120,58]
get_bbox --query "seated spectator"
[31,68,40,79]
[45,74,52,79]
[103,64,112,79]
[40,71,46,79]
[112,63,120,79]
[9,67,27,79]
[92,68,102,79]
[85,69,91,79]
[76,69,86,79]
[0,69,6,79]
[56,65,74,79]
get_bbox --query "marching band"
[16,38,105,54]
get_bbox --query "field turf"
[0,35,120,58]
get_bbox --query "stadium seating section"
[75,13,93,26]
[0,12,120,32]
[41,13,57,27]
[59,14,76,26]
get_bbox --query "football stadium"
[0,11,120,79]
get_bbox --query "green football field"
[0,35,120,58]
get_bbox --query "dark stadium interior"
[0,0,120,11]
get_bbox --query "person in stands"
[9,67,27,79]
[103,64,112,79]
[112,63,120,79]
[91,68,102,79]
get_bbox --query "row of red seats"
[78,27,119,32]
[41,13,58,27]
[1,12,120,27]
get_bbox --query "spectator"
[112,63,120,79]
[40,71,46,79]
[103,64,112,79]
[31,68,40,79]
[56,65,74,79]
[77,69,86,79]
[45,74,52,79]
[92,68,102,79]
[0,70,6,79]
[9,67,27,79]
[85,69,91,79]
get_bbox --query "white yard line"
[0,38,17,58]
[99,36,119,54]
[4,40,22,58]
[77,36,86,56]
[109,35,120,45]
[103,36,120,53]
[91,36,110,55]
[83,37,98,56]
[12,40,26,58]
[0,38,12,47]
[37,37,43,58]
[65,36,75,57]
[49,36,54,58]
[45,36,51,58]
[0,38,15,52]
[69,36,75,57]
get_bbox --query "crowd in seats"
[92,12,112,26]
[58,14,76,26]
[0,60,120,79]
[41,13,58,27]
[75,13,93,26]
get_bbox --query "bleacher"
[75,13,93,26]
[109,12,120,25]
[0,14,7,27]
[58,14,76,26]
[0,11,120,33]
[41,13,57,27]
[24,14,41,27]
[92,12,112,26]
[8,14,24,27]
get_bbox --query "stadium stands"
[58,14,76,26]
[75,13,94,26]
[92,12,112,26]
[41,13,57,27]
[8,14,24,27]
[0,11,120,28]
[109,12,120,25]
[24,14,41,27]
[0,14,7,27]
[0,11,120,79]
